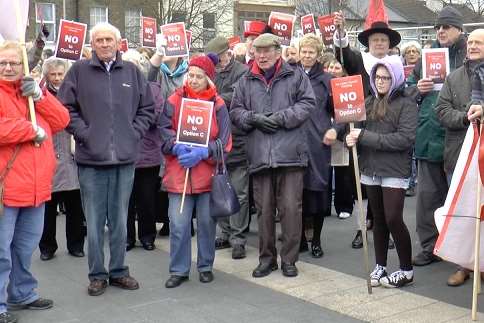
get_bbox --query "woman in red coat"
[0,41,69,323]
[160,54,231,288]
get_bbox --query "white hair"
[401,41,422,55]
[42,57,68,76]
[89,22,121,42]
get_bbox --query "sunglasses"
[434,24,452,30]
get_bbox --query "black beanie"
[436,6,464,30]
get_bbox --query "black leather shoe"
[40,252,54,261]
[142,242,155,251]
[252,262,278,278]
[69,250,85,258]
[232,245,246,259]
[165,275,188,288]
[199,271,214,283]
[412,252,442,266]
[281,263,298,277]
[215,237,231,250]
[126,242,135,251]
[351,230,363,249]
[299,240,309,252]
[311,243,324,258]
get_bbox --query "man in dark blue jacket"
[231,33,315,278]
[58,22,154,297]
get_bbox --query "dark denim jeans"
[78,164,135,281]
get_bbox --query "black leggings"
[366,185,412,271]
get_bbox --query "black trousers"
[127,166,160,244]
[39,189,86,254]
[334,165,355,214]
[253,167,304,265]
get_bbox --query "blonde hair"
[299,34,324,55]
[0,41,23,58]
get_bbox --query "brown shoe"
[88,279,107,296]
[109,275,139,290]
[447,269,470,287]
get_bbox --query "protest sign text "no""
[187,115,203,125]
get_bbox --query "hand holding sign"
[345,128,361,147]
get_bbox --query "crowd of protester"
[0,5,483,323]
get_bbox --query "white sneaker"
[338,212,351,219]
[370,265,387,287]
[380,270,414,288]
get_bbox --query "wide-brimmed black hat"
[357,21,401,48]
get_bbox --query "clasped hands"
[172,143,209,169]
[250,112,283,134]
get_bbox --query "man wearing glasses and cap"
[408,7,467,283]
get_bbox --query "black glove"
[41,24,50,38]
[249,113,279,134]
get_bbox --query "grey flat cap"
[252,33,281,48]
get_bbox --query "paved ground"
[11,194,484,322]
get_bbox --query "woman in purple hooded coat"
[345,55,418,289]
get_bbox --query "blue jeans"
[78,164,135,281]
[0,205,45,314]
[168,193,216,276]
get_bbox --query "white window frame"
[90,6,109,30]
[35,3,56,42]
[124,8,142,45]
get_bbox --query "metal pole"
[63,0,66,19]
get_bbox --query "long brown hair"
[369,93,390,121]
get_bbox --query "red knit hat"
[189,55,216,81]
[244,21,267,39]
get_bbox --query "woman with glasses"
[345,55,418,288]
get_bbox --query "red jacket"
[161,85,232,194]
[0,79,70,207]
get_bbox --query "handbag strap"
[214,139,226,175]
[0,145,21,183]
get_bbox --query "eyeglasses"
[375,75,392,82]
[434,24,452,30]
[0,61,22,68]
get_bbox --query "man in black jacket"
[230,33,315,278]
[205,37,251,260]
[58,22,154,297]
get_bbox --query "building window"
[125,9,141,45]
[203,13,216,29]
[89,7,108,30]
[203,29,216,46]
[35,3,56,42]
[171,11,186,23]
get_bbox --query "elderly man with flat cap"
[407,7,467,282]
[205,36,250,259]
[230,33,316,278]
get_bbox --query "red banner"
[160,22,189,57]
[422,48,449,90]
[176,99,214,147]
[119,39,128,53]
[301,14,316,35]
[186,29,192,51]
[331,75,366,124]
[268,12,295,46]
[141,17,156,48]
[228,36,241,49]
[317,14,336,46]
[55,19,87,61]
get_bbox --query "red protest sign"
[55,19,87,61]
[422,48,449,90]
[228,36,241,49]
[186,29,192,51]
[331,75,366,124]
[301,14,316,35]
[403,65,415,79]
[161,22,189,57]
[119,39,128,53]
[268,12,295,46]
[176,99,214,147]
[141,16,156,48]
[317,14,336,46]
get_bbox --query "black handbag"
[209,140,240,218]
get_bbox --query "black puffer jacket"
[358,88,418,179]
[230,59,316,174]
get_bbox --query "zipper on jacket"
[107,71,116,161]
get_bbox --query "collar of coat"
[89,51,124,71]
[248,58,291,84]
